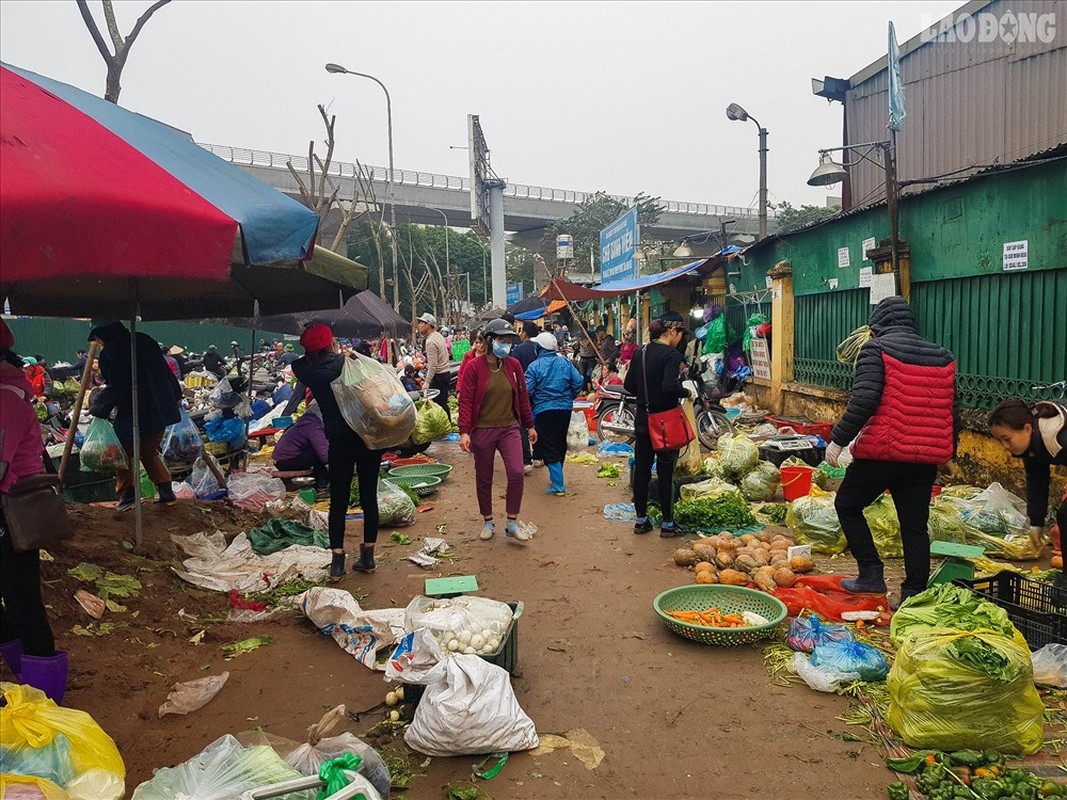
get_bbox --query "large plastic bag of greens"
[130,734,313,800]
[678,477,740,501]
[927,498,969,543]
[741,461,780,501]
[787,614,854,653]
[0,683,125,800]
[226,473,285,511]
[79,417,127,474]
[958,483,1038,559]
[862,493,903,557]
[331,353,416,450]
[412,399,451,444]
[889,582,1014,646]
[886,628,1044,755]
[786,486,847,555]
[379,479,416,527]
[236,706,391,797]
[567,410,589,450]
[811,639,889,682]
[161,406,203,469]
[717,433,759,480]
[701,456,727,479]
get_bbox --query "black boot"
[155,482,177,506]
[841,563,887,594]
[352,544,376,574]
[329,552,346,579]
[115,487,136,512]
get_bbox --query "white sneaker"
[532,460,545,468]
[505,521,532,543]
[479,522,495,541]
[523,464,533,475]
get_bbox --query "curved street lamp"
[325,63,399,310]
[726,103,768,240]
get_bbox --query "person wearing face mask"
[988,399,1067,588]
[457,318,537,543]
[624,311,695,537]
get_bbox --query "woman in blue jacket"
[525,333,584,494]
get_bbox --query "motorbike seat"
[600,384,636,401]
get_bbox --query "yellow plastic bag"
[863,493,903,558]
[886,629,1044,755]
[0,683,126,798]
[0,774,70,800]
[786,486,848,555]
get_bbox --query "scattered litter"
[565,452,598,465]
[603,503,637,522]
[158,672,229,718]
[71,622,127,636]
[596,441,634,458]
[74,589,106,619]
[67,562,142,601]
[530,728,605,770]
[408,537,452,569]
[596,463,621,479]
[391,532,414,545]
[171,531,329,593]
[299,587,406,670]
[221,636,272,659]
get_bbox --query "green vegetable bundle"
[890,583,1015,646]
[674,493,757,531]
[741,462,780,502]
[786,487,847,555]
[412,399,452,444]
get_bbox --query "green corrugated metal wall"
[794,290,871,390]
[3,318,289,365]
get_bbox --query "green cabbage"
[412,400,451,444]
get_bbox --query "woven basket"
[388,464,453,481]
[653,585,787,646]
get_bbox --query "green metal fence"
[912,269,1067,407]
[793,289,871,389]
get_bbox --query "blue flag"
[888,21,906,131]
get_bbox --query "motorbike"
[594,360,734,449]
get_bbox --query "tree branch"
[123,0,173,58]
[101,0,125,54]
[76,0,115,61]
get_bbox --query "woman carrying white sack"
[524,332,584,495]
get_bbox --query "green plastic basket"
[653,585,787,646]
[388,463,453,481]
[386,474,442,497]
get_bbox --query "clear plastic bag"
[786,486,847,555]
[887,629,1044,755]
[678,477,740,501]
[862,493,903,558]
[792,651,860,693]
[129,735,310,800]
[786,615,855,653]
[940,483,1039,559]
[158,672,229,718]
[1031,643,1067,687]
[191,458,221,499]
[161,406,203,469]
[378,480,416,527]
[716,434,759,480]
[741,462,780,502]
[412,399,451,445]
[209,378,243,411]
[0,683,125,799]
[810,639,889,682]
[567,410,589,450]
[404,595,515,657]
[226,473,286,511]
[79,417,127,474]
[331,354,416,450]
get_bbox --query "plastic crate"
[758,443,826,468]
[403,601,522,707]
[765,416,833,442]
[954,571,1067,650]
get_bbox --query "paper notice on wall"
[862,238,877,261]
[750,338,771,380]
[765,275,773,289]
[828,278,839,290]
[837,247,851,268]
[858,267,873,288]
[869,272,897,305]
[1003,240,1028,271]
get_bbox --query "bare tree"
[287,105,381,257]
[76,0,171,103]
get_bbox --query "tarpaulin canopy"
[514,299,568,321]
[223,289,410,339]
[541,258,711,301]
[0,63,366,319]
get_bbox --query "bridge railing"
[199,143,766,219]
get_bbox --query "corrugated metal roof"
[840,0,1066,207]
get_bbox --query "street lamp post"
[726,103,768,241]
[417,205,452,322]
[325,63,399,310]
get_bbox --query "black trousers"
[275,452,328,486]
[579,356,597,389]
[430,373,451,421]
[835,458,937,595]
[0,510,56,656]
[534,409,571,464]
[632,432,679,522]
[328,429,381,551]
[520,425,533,465]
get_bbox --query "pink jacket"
[457,355,534,435]
[0,362,45,493]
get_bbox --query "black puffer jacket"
[832,296,961,463]
[292,352,349,440]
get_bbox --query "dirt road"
[17,441,898,799]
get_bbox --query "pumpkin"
[1052,554,1063,570]
[790,555,816,573]
[718,569,749,586]
[673,548,698,567]
[715,551,736,569]
[694,571,717,584]
[773,567,797,587]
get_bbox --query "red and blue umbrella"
[1,63,363,319]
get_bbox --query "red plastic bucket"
[781,465,814,501]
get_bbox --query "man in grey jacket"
[418,313,452,421]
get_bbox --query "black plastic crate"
[402,601,521,708]
[954,571,1067,650]
[758,444,826,468]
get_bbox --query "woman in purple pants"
[457,319,537,543]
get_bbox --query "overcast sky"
[1,0,961,215]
